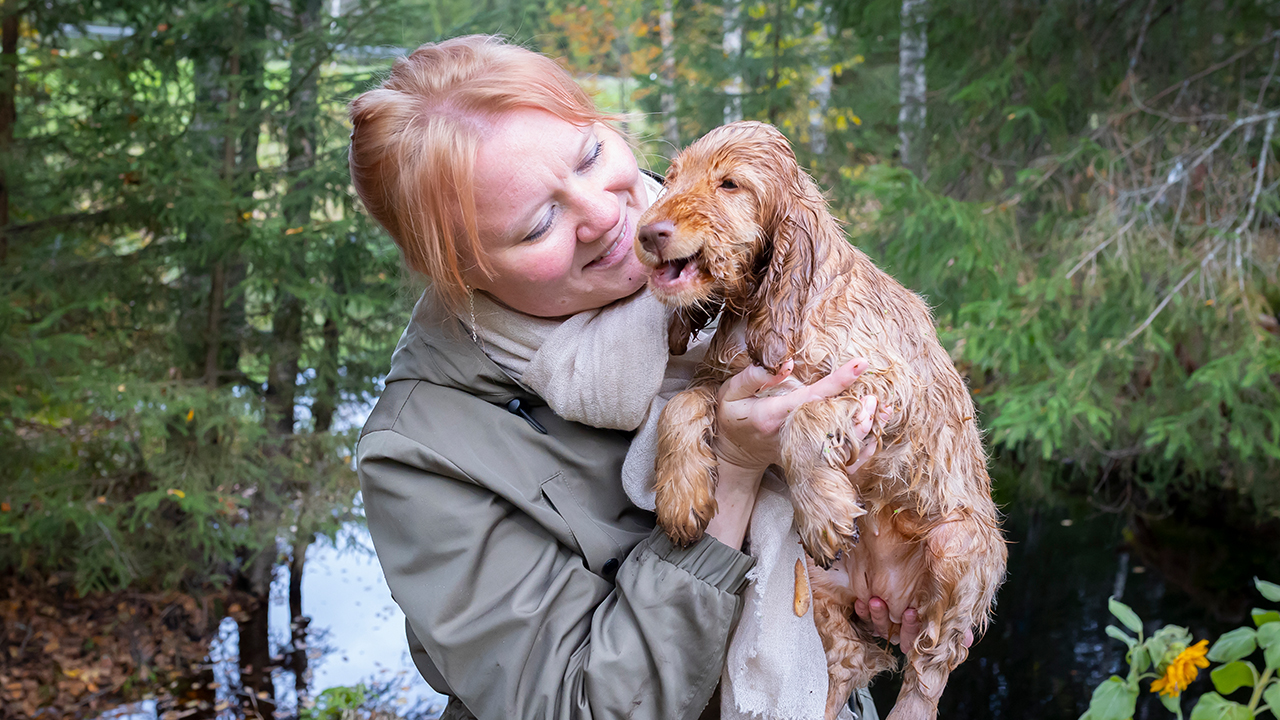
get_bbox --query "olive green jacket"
[356,294,757,720]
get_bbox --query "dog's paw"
[656,499,714,547]
[800,519,861,569]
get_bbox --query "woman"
[349,35,920,720]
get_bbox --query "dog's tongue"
[652,256,694,289]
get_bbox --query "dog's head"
[636,122,828,366]
[636,121,807,310]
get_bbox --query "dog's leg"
[781,396,868,568]
[811,567,895,720]
[887,515,1005,720]
[653,385,720,546]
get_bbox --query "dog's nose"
[637,220,674,257]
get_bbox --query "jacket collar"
[386,290,536,406]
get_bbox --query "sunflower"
[1150,639,1210,697]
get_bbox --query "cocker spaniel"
[634,121,1007,720]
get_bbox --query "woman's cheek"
[518,247,576,285]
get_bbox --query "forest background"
[2,0,1279,717]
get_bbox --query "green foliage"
[302,685,368,720]
[1081,583,1280,720]
[1,0,413,592]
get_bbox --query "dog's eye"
[719,178,738,190]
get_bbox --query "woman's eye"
[580,141,603,171]
[523,207,558,242]
[720,178,738,190]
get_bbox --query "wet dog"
[635,121,1007,720]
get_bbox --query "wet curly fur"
[634,122,1008,720]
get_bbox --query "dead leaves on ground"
[1,582,239,719]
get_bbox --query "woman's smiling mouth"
[584,216,631,270]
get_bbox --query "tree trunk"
[188,28,230,382]
[768,0,781,125]
[658,0,678,148]
[311,257,344,437]
[236,543,277,719]
[0,2,17,265]
[723,0,743,124]
[287,536,312,703]
[204,261,226,389]
[267,0,322,438]
[897,0,928,174]
[809,22,832,155]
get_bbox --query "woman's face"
[465,108,651,318]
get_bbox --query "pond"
[99,491,1278,720]
[871,495,1280,718]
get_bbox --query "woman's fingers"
[786,358,868,410]
[868,597,896,639]
[854,395,877,437]
[896,608,919,650]
[720,360,793,403]
[842,396,880,476]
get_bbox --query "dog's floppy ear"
[668,301,722,355]
[745,145,827,374]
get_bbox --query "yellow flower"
[1150,640,1210,697]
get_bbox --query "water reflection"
[98,523,446,720]
[266,524,445,717]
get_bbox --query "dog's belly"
[823,507,929,624]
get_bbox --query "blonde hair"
[347,35,610,312]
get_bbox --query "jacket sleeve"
[357,427,756,720]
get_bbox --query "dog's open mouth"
[650,252,706,293]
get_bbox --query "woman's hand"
[703,358,874,550]
[855,598,975,651]
[712,358,871,472]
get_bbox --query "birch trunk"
[659,0,678,147]
[723,0,743,124]
[897,0,928,173]
[809,22,832,155]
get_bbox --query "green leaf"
[1253,609,1280,628]
[1210,661,1256,695]
[1108,625,1138,648]
[1266,642,1280,671]
[1131,645,1152,674]
[1189,692,1254,720]
[1160,692,1182,714]
[1256,579,1280,603]
[1209,628,1259,663]
[1110,598,1143,634]
[1258,623,1280,649]
[1086,676,1138,720]
[1264,680,1280,717]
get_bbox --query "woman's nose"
[574,186,620,243]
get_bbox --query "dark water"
[869,498,1280,719]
